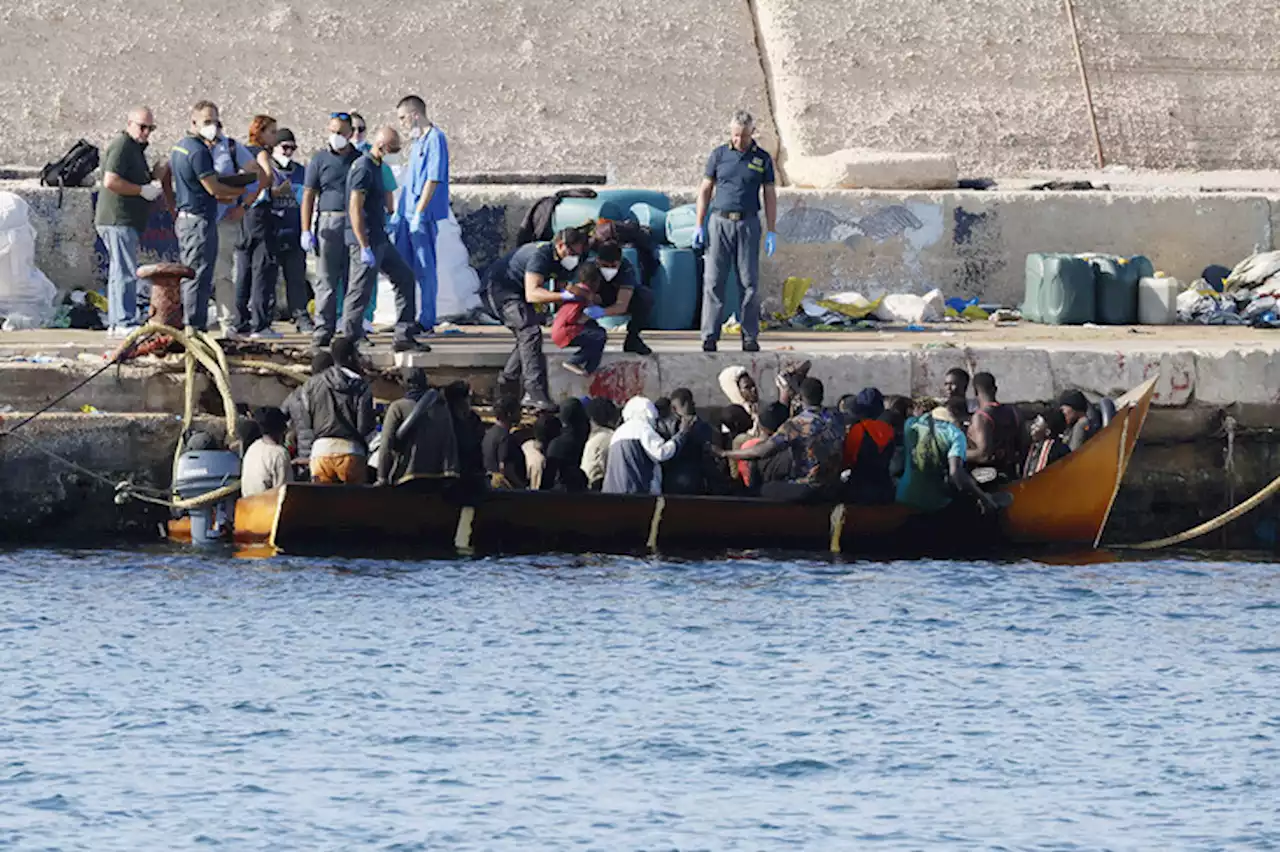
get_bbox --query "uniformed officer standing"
[481,228,590,412]
[301,112,360,348]
[343,127,427,353]
[692,110,778,353]
[169,100,251,332]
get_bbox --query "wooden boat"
[170,379,1158,558]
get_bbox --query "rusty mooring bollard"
[137,262,192,330]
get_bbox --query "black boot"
[623,334,652,356]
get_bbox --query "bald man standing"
[96,106,163,335]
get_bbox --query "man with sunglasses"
[170,100,248,332]
[96,106,163,336]
[269,128,313,334]
[302,112,360,347]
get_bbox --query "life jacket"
[971,402,1021,478]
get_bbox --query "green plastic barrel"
[666,204,703,248]
[551,196,626,232]
[595,189,671,212]
[1024,253,1095,325]
[630,203,668,242]
[651,247,699,330]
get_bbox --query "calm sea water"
[1,549,1277,851]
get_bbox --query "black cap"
[276,128,296,144]
[1058,389,1089,412]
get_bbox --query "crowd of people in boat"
[233,346,1109,513]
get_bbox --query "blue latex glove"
[559,291,580,303]
[388,213,401,230]
[409,211,424,232]
[765,231,777,257]
[692,225,706,250]
[360,246,376,267]
[300,231,315,252]
[585,305,607,320]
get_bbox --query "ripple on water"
[0,548,1277,849]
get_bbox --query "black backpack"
[40,140,100,206]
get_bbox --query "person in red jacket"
[552,261,608,377]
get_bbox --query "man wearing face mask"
[592,240,654,356]
[343,126,427,353]
[301,112,360,347]
[393,94,450,336]
[481,228,589,412]
[96,105,163,336]
[169,100,250,332]
[269,128,313,334]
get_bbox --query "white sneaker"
[249,328,283,340]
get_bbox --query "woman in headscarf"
[545,397,591,491]
[718,366,761,434]
[602,397,693,495]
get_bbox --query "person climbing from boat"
[482,395,528,489]
[241,406,293,497]
[966,372,1024,483]
[1059,389,1098,451]
[550,261,608,378]
[718,365,762,434]
[376,368,459,486]
[298,337,375,484]
[1023,409,1070,478]
[714,377,843,502]
[839,387,897,505]
[602,397,694,495]
[580,397,620,491]
[545,398,591,492]
[481,227,590,412]
[735,402,792,494]
[897,397,1000,514]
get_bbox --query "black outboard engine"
[173,450,241,544]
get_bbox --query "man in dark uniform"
[343,126,427,353]
[593,240,653,356]
[482,228,589,412]
[301,112,361,348]
[693,109,778,354]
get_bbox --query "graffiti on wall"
[776,201,936,250]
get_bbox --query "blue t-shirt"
[344,154,388,247]
[169,134,217,218]
[705,142,775,216]
[399,125,450,222]
[896,416,968,511]
[304,146,360,213]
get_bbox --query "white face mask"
[600,267,619,282]
[383,151,403,166]
[560,254,580,272]
[329,133,349,151]
[272,151,291,168]
[198,122,219,141]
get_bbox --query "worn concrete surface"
[3,324,1279,415]
[9,179,1277,312]
[0,0,772,186]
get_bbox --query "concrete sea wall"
[6,179,1277,310]
[3,1,1279,178]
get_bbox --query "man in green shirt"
[95,106,162,335]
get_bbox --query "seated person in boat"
[897,397,1000,514]
[299,337,375,485]
[1023,408,1070,478]
[662,388,724,495]
[966,371,1024,483]
[1059,389,1105,452]
[705,404,753,487]
[735,402,794,494]
[943,367,975,419]
[482,395,529,489]
[377,368,459,486]
[718,365,762,435]
[839,387,896,505]
[715,377,843,502]
[545,399,591,492]
[241,406,293,497]
[581,397,620,491]
[603,397,693,495]
[880,395,911,479]
[283,350,333,476]
[521,412,563,490]
[445,380,486,486]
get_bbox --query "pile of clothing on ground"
[1177,253,1280,327]
[774,277,988,330]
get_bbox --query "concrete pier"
[1,324,1278,550]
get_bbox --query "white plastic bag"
[0,192,57,329]
[873,288,944,324]
[435,214,481,320]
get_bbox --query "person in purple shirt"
[393,94,450,335]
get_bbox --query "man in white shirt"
[241,407,294,496]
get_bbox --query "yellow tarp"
[782,277,812,316]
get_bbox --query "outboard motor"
[173,450,241,544]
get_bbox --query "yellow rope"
[1124,473,1280,550]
